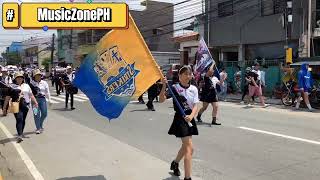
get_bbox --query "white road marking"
[73,94,89,100]
[75,94,88,98]
[58,94,86,102]
[0,122,44,180]
[239,126,320,145]
[46,98,59,104]
[50,96,66,102]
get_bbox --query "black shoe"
[196,114,202,123]
[71,107,75,110]
[17,137,23,143]
[184,178,192,180]
[170,161,181,176]
[211,117,221,125]
[151,108,155,111]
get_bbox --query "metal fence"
[168,58,180,64]
[221,59,283,96]
[222,59,283,68]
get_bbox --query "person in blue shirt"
[296,63,314,111]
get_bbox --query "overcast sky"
[0,0,201,55]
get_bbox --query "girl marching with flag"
[159,66,199,180]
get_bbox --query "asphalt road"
[1,89,320,180]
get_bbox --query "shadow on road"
[0,137,16,145]
[52,108,72,112]
[130,108,151,112]
[162,172,180,180]
[0,131,37,145]
[196,122,212,127]
[13,131,36,137]
[56,175,107,180]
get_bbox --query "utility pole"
[50,33,55,74]
[285,0,293,64]
[307,0,312,57]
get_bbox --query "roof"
[172,32,199,43]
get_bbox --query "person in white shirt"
[219,68,228,101]
[61,66,77,110]
[31,69,51,134]
[159,66,199,180]
[11,72,38,143]
[249,63,267,107]
[0,68,12,116]
[1,68,12,85]
[259,65,267,94]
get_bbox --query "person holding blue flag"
[197,67,221,125]
[159,66,199,180]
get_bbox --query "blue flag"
[194,37,220,80]
[73,15,163,120]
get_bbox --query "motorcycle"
[281,80,299,106]
[281,80,320,108]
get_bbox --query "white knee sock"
[295,102,300,109]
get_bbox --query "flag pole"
[166,84,193,127]
[200,37,220,78]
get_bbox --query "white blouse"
[14,83,33,104]
[31,80,51,102]
[172,84,199,109]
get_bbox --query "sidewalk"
[0,120,34,180]
[0,111,202,180]
[225,94,282,105]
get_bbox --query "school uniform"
[200,76,218,103]
[168,83,199,138]
[62,72,76,109]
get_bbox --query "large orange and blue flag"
[73,14,163,119]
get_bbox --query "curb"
[226,97,282,105]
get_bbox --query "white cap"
[1,67,8,71]
[66,66,72,69]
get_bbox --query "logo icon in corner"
[94,46,140,100]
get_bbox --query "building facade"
[21,37,57,68]
[204,0,313,62]
[57,0,178,67]
[8,42,23,53]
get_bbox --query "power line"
[133,0,203,25]
[144,0,279,40]
[141,0,281,34]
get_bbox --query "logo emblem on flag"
[94,46,140,100]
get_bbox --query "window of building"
[218,0,233,18]
[78,30,93,45]
[261,0,285,16]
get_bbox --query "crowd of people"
[0,65,78,143]
[0,61,316,180]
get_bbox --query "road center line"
[239,126,320,145]
[0,122,44,180]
